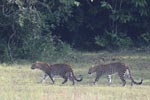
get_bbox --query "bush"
[95,31,133,50]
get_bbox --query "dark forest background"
[0,0,150,63]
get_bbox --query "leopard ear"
[48,64,51,67]
[92,65,94,67]
[36,61,38,63]
[36,61,40,63]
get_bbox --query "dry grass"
[0,52,150,100]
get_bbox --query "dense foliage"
[0,0,150,62]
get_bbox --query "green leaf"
[100,1,112,10]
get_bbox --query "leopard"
[88,62,143,86]
[31,61,83,85]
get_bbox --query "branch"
[2,5,11,17]
[7,24,16,63]
[0,23,11,26]
[119,0,123,10]
[86,0,92,7]
[2,4,19,17]
[34,1,51,11]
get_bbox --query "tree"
[0,0,74,62]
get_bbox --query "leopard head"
[88,65,96,74]
[31,61,48,70]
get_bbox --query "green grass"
[0,52,150,100]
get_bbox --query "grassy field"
[0,52,150,100]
